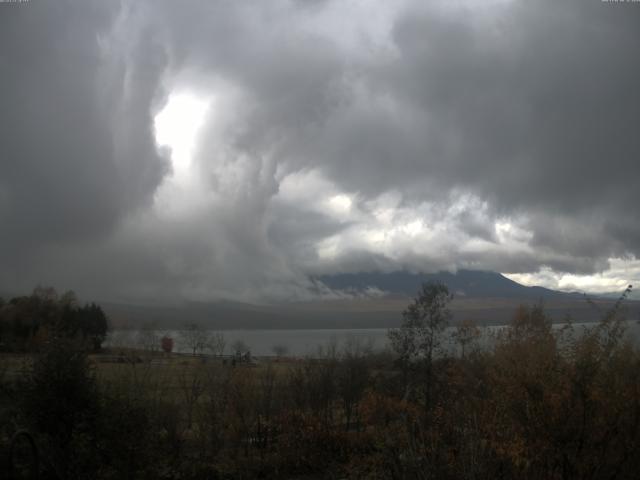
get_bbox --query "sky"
[1,0,640,304]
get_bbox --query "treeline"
[1,283,640,479]
[0,286,108,352]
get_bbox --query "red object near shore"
[161,336,174,353]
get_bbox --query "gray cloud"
[1,0,639,301]
[0,1,169,252]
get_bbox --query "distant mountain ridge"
[318,269,571,299]
[100,271,637,329]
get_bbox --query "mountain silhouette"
[318,270,569,299]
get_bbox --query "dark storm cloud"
[235,0,640,274]
[367,1,640,260]
[391,1,640,212]
[0,1,169,251]
[156,0,640,218]
[1,0,639,301]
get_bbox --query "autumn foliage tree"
[5,284,640,479]
[161,335,174,353]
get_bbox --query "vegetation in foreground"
[1,284,639,479]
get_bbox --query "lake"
[106,321,640,357]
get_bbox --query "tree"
[161,335,174,354]
[21,337,100,477]
[59,290,78,308]
[300,341,338,428]
[338,336,372,430]
[271,344,289,358]
[388,281,452,410]
[451,318,481,358]
[136,324,160,353]
[0,288,109,352]
[231,339,249,355]
[178,364,205,429]
[81,303,109,351]
[206,331,226,357]
[180,323,209,356]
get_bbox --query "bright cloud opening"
[327,194,353,216]
[504,258,640,295]
[154,92,210,177]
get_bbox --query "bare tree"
[178,364,205,429]
[451,319,481,358]
[271,344,289,358]
[136,323,160,353]
[231,339,249,356]
[338,336,372,430]
[199,363,232,456]
[180,323,209,356]
[256,364,279,452]
[205,331,226,357]
[107,329,134,351]
[306,339,339,428]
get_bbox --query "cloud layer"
[1,0,639,302]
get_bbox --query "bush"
[21,337,100,478]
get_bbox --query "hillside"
[103,271,639,329]
[317,270,570,299]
